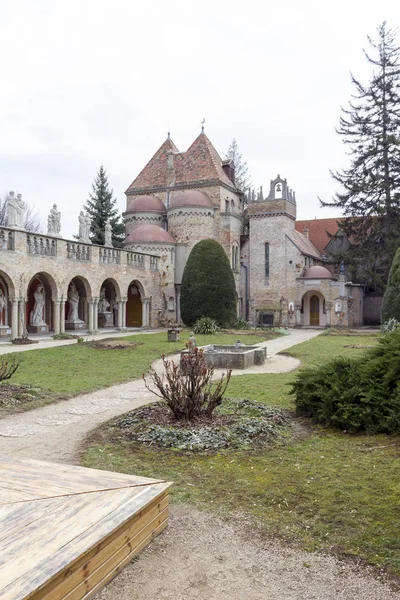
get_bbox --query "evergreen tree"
[321,22,400,290]
[225,138,251,193]
[381,247,400,322]
[84,166,125,247]
[181,239,237,327]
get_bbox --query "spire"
[201,118,205,133]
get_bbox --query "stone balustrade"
[0,228,14,250]
[127,252,145,269]
[66,242,91,261]
[27,234,57,256]
[99,247,121,264]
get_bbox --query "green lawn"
[4,330,277,397]
[81,332,400,577]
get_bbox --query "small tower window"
[265,242,270,278]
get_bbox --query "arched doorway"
[65,277,90,330]
[310,295,320,326]
[126,282,143,327]
[98,279,119,328]
[26,273,56,333]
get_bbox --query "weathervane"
[201,118,205,133]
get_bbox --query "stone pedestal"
[27,324,49,334]
[167,328,180,342]
[98,311,113,328]
[0,326,11,337]
[65,320,85,330]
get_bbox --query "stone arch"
[126,279,146,327]
[26,271,59,333]
[65,276,92,330]
[98,278,120,328]
[301,290,326,327]
[0,270,16,333]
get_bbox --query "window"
[232,245,239,271]
[265,242,270,278]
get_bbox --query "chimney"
[166,151,175,187]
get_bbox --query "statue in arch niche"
[67,283,82,323]
[98,287,110,313]
[0,289,7,326]
[31,285,46,326]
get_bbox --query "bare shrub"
[143,348,231,421]
[0,357,19,381]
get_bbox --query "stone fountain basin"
[181,345,266,370]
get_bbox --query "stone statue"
[98,287,110,313]
[0,289,6,326]
[67,283,80,322]
[104,219,112,246]
[15,194,26,229]
[47,204,61,236]
[30,285,46,326]
[188,332,197,353]
[6,191,19,228]
[78,211,92,243]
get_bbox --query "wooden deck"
[0,455,171,600]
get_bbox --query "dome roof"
[303,265,333,279]
[126,195,165,213]
[124,224,175,245]
[169,190,212,209]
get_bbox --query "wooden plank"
[63,514,169,600]
[0,484,170,600]
[34,496,169,600]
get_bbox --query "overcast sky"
[1,0,399,238]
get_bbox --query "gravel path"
[1,328,398,599]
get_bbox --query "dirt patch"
[94,504,400,600]
[343,344,374,349]
[87,339,144,350]
[0,383,51,410]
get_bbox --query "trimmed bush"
[382,247,400,322]
[181,239,237,327]
[193,316,219,335]
[291,330,400,434]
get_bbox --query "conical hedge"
[181,239,237,327]
[381,247,400,323]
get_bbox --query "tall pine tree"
[84,166,125,247]
[225,138,251,193]
[322,22,400,290]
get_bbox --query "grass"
[2,330,278,403]
[81,332,400,577]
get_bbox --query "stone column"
[117,298,123,328]
[141,298,147,328]
[88,298,94,332]
[53,299,61,334]
[92,297,99,332]
[60,300,66,333]
[121,297,127,329]
[18,299,26,337]
[325,302,332,327]
[295,303,302,328]
[11,298,18,339]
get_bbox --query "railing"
[66,242,91,261]
[99,247,121,264]
[150,256,158,271]
[127,252,145,269]
[0,229,14,250]
[27,234,57,256]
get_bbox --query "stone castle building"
[0,130,364,338]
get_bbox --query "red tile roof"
[295,218,342,253]
[286,230,321,259]
[126,133,235,194]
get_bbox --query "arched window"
[265,242,270,278]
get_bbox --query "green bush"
[181,239,237,327]
[193,316,219,335]
[382,247,400,322]
[233,317,250,330]
[291,331,400,434]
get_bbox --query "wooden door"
[310,295,320,326]
[126,286,142,327]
